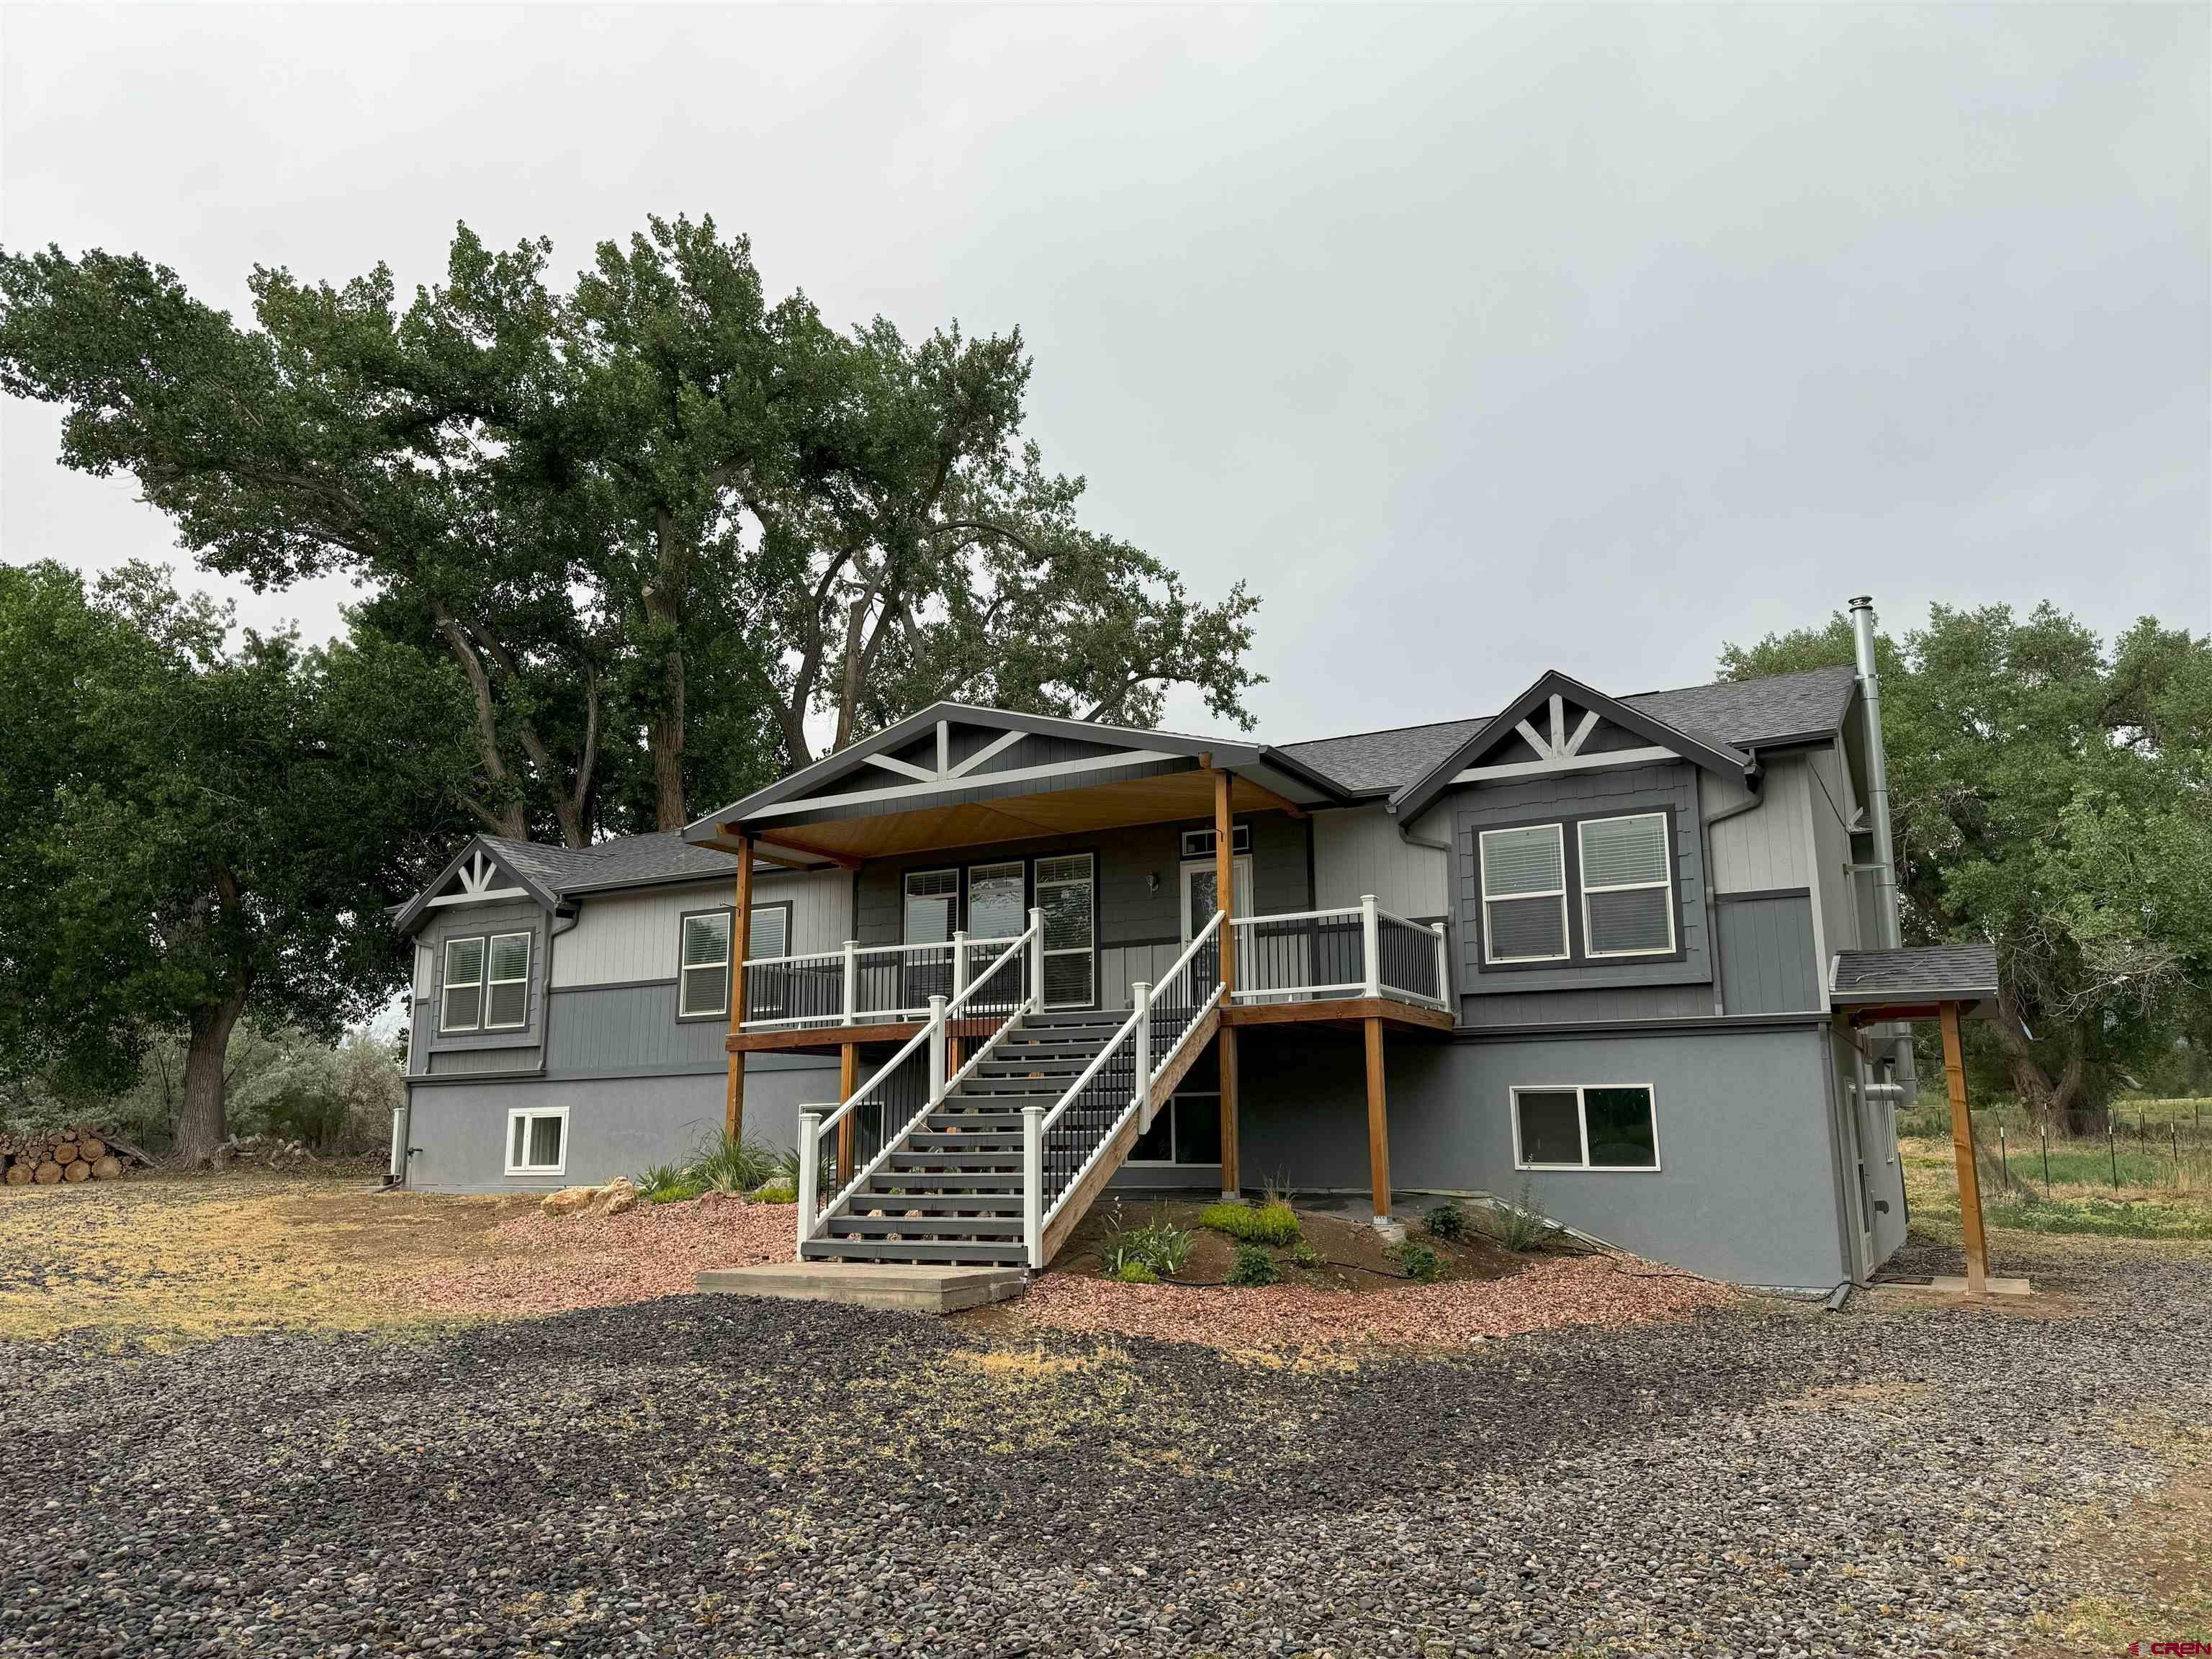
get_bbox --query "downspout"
[1848,595,1915,1092]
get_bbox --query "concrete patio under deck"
[697,1261,1028,1315]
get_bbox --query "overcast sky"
[4,3,2206,745]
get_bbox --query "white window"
[966,861,1027,941]
[1479,824,1569,963]
[1180,824,1251,860]
[505,1107,567,1175]
[485,932,532,1030]
[680,910,733,1018]
[1578,812,1675,958]
[1511,1084,1660,1171]
[903,868,958,943]
[1034,853,1096,1008]
[440,936,485,1033]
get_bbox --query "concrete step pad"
[697,1261,1025,1315]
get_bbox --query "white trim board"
[746,750,1184,820]
[1451,745,1679,786]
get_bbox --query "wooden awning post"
[1218,1023,1241,1202]
[1364,1017,1391,1227]
[1213,766,1236,997]
[1939,999,1989,1293]
[724,835,754,1141]
[837,1042,858,1185]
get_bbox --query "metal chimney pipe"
[1848,596,1903,951]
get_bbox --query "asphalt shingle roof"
[480,831,742,896]
[1829,943,1999,1002]
[1274,665,1859,796]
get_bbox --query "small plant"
[1227,1243,1278,1287]
[1104,1207,1195,1279]
[1476,1176,1555,1253]
[1199,1201,1300,1247]
[747,1180,798,1205]
[1112,1260,1159,1285]
[1392,1240,1443,1282]
[1289,1240,1321,1269]
[689,1132,779,1195]
[633,1162,701,1205]
[1422,1202,1469,1242]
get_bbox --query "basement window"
[505,1107,567,1176]
[1511,1084,1659,1171]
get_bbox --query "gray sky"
[4,3,2207,747]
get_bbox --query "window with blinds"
[904,869,958,944]
[485,932,532,1029]
[680,911,732,1018]
[440,936,486,1032]
[1478,824,1569,963]
[1578,813,1674,958]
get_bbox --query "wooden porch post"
[1939,1000,1989,1293]
[1213,767,1236,997]
[1364,1017,1390,1226]
[724,835,754,1141]
[1218,1024,1240,1201]
[837,1041,858,1185]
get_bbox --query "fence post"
[2109,1123,2119,1190]
[1999,1125,2008,1191]
[1022,1105,1045,1269]
[1028,907,1046,1011]
[1431,922,1450,1006]
[795,1111,821,1258]
[840,940,858,1027]
[2041,1126,2050,1200]
[927,995,948,1105]
[952,930,969,1004]
[1360,894,1381,1001]
[1133,981,1155,1131]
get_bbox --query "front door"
[1181,856,1253,941]
[1035,853,1096,1009]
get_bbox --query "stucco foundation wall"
[1235,1022,1850,1288]
[402,1053,840,1193]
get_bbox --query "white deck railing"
[742,932,1026,1030]
[1231,894,1449,1010]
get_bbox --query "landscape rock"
[539,1185,597,1218]
[590,1177,638,1215]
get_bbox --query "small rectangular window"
[505,1107,567,1175]
[440,936,485,1033]
[1579,813,1674,958]
[484,932,531,1030]
[1480,824,1568,963]
[1180,825,1251,859]
[680,911,732,1018]
[1512,1084,1658,1171]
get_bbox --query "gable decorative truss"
[391,840,556,936]
[1390,670,1758,822]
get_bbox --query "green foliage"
[1226,1244,1278,1287]
[0,220,1264,841]
[1421,1202,1470,1242]
[1198,1201,1301,1247]
[1722,604,2212,1129]
[632,1164,701,1205]
[1391,1241,1444,1283]
[746,1181,798,1205]
[1983,1195,2212,1241]
[1475,1178,1556,1253]
[688,1132,780,1195]
[1289,1240,1322,1269]
[1111,1261,1160,1285]
[1104,1208,1195,1280]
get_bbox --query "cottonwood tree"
[1721,603,2212,1132]
[0,562,468,1161]
[1,217,1262,836]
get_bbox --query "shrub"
[1104,1208,1195,1280]
[633,1163,701,1205]
[689,1132,779,1195]
[747,1181,798,1205]
[1421,1202,1469,1242]
[1393,1240,1443,1283]
[1227,1244,1278,1287]
[1199,1201,1300,1247]
[1290,1240,1321,1269]
[1475,1176,1555,1253]
[1112,1261,1160,1285]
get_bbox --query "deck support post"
[1364,1016,1391,1228]
[1431,922,1451,1006]
[837,1043,858,1185]
[1213,768,1236,998]
[1940,1000,1989,1293]
[1360,894,1381,999]
[1218,1022,1241,1201]
[724,835,754,1140]
[840,940,857,1026]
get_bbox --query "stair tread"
[801,1238,1025,1264]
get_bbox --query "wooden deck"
[726,994,1450,1056]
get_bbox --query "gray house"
[392,597,1971,1292]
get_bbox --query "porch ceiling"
[751,769,1300,861]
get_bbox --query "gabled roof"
[1829,943,1998,1005]
[394,831,750,936]
[1389,670,1758,824]
[1278,665,1859,799]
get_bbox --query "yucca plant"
[688,1132,778,1195]
[633,1163,700,1205]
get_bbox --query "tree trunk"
[647,516,688,831]
[174,993,247,1165]
[1993,980,2102,1136]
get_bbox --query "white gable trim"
[1451,745,1679,786]
[426,887,531,909]
[747,749,1184,820]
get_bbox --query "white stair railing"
[794,916,1040,1255]
[1027,910,1225,1267]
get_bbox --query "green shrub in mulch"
[1227,1244,1279,1287]
[1112,1261,1160,1285]
[1421,1202,1470,1241]
[1391,1240,1444,1283]
[1289,1240,1322,1269]
[689,1133,781,1195]
[1200,1201,1300,1248]
[634,1163,702,1205]
[747,1181,799,1205]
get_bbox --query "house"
[391,596,1985,1292]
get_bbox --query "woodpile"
[2,1129,134,1189]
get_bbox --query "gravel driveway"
[4,1236,2203,1658]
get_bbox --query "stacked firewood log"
[1,1128,130,1187]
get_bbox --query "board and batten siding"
[1804,745,1863,961]
[1701,757,1814,894]
[1310,804,1450,919]
[549,867,853,989]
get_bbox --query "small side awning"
[1829,943,1998,1025]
